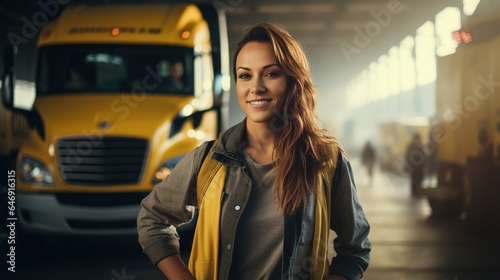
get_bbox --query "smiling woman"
[137,23,371,280]
[235,41,288,139]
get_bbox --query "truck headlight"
[19,157,54,185]
[152,155,184,185]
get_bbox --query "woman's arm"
[157,254,195,280]
[329,153,371,280]
[137,142,211,266]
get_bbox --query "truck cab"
[1,3,229,235]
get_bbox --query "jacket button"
[227,244,232,250]
[234,205,241,211]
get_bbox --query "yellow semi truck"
[426,0,500,234]
[1,2,230,235]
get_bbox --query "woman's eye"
[266,71,279,77]
[238,73,250,79]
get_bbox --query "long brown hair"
[233,23,342,214]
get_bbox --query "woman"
[137,23,371,280]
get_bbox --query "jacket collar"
[212,119,248,166]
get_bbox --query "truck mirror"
[192,106,220,129]
[170,107,211,137]
[192,110,205,129]
[191,108,207,128]
[1,45,17,109]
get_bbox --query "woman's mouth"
[247,99,272,109]
[248,100,271,105]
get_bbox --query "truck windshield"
[37,44,194,96]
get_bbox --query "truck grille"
[57,137,148,185]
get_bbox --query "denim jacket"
[137,120,371,280]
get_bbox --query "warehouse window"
[399,36,416,92]
[369,62,379,102]
[377,55,390,100]
[387,46,401,96]
[436,7,461,57]
[416,21,436,86]
[463,0,481,16]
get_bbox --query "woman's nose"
[250,78,265,94]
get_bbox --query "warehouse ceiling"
[0,0,462,91]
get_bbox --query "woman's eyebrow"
[236,63,279,71]
[262,63,278,69]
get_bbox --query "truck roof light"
[181,30,191,39]
[111,27,120,37]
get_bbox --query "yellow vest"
[188,140,225,278]
[188,140,334,279]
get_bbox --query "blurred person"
[478,124,494,161]
[63,59,95,91]
[137,23,371,280]
[361,141,376,184]
[425,125,438,179]
[406,133,426,196]
[158,61,186,92]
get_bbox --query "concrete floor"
[350,158,500,280]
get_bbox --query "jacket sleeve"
[329,153,371,279]
[137,141,211,265]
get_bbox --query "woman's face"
[235,41,287,126]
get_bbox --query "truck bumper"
[17,193,142,236]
